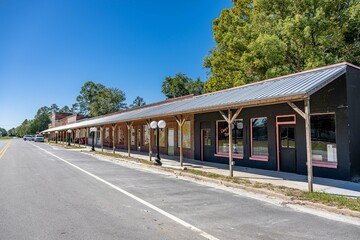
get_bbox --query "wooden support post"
[287,100,313,192]
[85,127,88,148]
[112,124,117,154]
[228,110,233,177]
[304,98,313,192]
[126,122,133,157]
[100,126,104,152]
[219,108,243,177]
[146,120,152,161]
[175,116,186,167]
[78,129,81,147]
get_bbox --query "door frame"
[200,128,211,161]
[201,129,205,161]
[276,115,296,171]
[167,128,175,156]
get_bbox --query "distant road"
[0,139,359,240]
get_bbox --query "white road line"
[29,142,219,240]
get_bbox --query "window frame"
[215,119,244,159]
[310,112,338,168]
[250,117,269,161]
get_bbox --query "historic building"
[44,62,360,181]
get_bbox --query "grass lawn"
[0,136,12,140]
[183,168,360,213]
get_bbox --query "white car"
[23,135,32,141]
[34,134,44,142]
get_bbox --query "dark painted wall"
[347,66,360,181]
[194,74,352,180]
[310,74,350,180]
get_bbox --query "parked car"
[34,134,44,142]
[23,135,32,141]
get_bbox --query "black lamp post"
[55,131,58,144]
[150,120,166,165]
[90,127,97,151]
[67,129,72,146]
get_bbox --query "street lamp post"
[90,127,97,151]
[55,131,58,144]
[150,120,166,165]
[67,130,72,146]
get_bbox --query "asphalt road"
[0,139,359,240]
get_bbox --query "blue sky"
[0,0,232,130]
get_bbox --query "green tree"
[76,81,105,115]
[49,104,59,112]
[29,111,51,133]
[15,119,31,137]
[71,103,79,114]
[129,96,146,108]
[35,106,50,118]
[204,0,360,92]
[8,128,16,136]
[0,127,7,137]
[186,77,205,96]
[59,105,71,113]
[89,88,126,117]
[161,73,205,98]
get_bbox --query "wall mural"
[154,128,166,147]
[143,125,149,145]
[178,121,191,149]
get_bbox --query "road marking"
[0,141,12,160]
[29,142,219,240]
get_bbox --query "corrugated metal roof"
[43,63,352,132]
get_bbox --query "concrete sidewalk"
[72,143,360,198]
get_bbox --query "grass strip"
[49,142,86,149]
[300,192,360,212]
[0,136,12,140]
[184,169,360,212]
[91,151,152,166]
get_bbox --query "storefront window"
[251,117,268,157]
[143,125,149,145]
[217,120,243,154]
[105,127,110,143]
[131,127,135,145]
[311,114,337,163]
[96,129,100,145]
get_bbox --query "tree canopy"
[204,0,360,92]
[0,127,7,137]
[14,105,52,137]
[76,81,106,115]
[161,73,205,99]
[129,96,146,108]
[89,88,127,117]
[59,105,71,113]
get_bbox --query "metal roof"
[43,62,353,132]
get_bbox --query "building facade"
[44,63,360,181]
